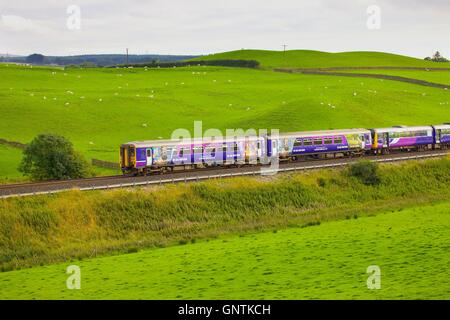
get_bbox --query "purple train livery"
[120,124,450,175]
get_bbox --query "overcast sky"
[0,0,449,58]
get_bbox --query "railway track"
[0,150,448,199]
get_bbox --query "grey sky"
[0,0,449,58]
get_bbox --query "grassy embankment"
[0,158,449,273]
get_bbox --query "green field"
[1,200,448,300]
[193,49,447,69]
[0,145,25,183]
[333,69,450,85]
[1,61,449,179]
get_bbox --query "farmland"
[0,199,448,300]
[0,52,449,181]
[1,49,450,300]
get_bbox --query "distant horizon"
[0,48,442,60]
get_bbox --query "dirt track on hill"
[275,67,450,89]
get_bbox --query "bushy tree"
[425,51,448,62]
[348,160,381,186]
[19,134,91,181]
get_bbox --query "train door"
[271,139,278,158]
[120,145,128,169]
[146,148,152,167]
[383,132,389,148]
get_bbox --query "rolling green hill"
[0,62,449,180]
[192,49,448,69]
[1,200,448,299]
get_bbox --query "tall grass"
[0,158,449,271]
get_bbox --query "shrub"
[348,161,381,185]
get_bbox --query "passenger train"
[120,124,450,175]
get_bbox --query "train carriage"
[120,136,266,175]
[268,129,372,160]
[433,124,450,149]
[371,126,434,153]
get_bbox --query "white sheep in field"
[98,98,103,102]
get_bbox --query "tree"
[429,51,448,62]
[19,134,91,181]
[26,53,45,64]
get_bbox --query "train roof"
[433,124,450,130]
[373,126,433,133]
[277,128,370,138]
[124,136,263,148]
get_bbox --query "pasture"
[0,60,449,180]
[0,200,448,299]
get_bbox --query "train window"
[206,147,216,157]
[442,129,450,135]
[129,148,135,157]
[293,139,302,147]
[303,139,312,146]
[179,148,184,157]
[324,138,333,145]
[193,147,203,154]
[416,130,427,137]
[313,138,323,145]
[234,144,238,152]
[146,149,151,157]
[334,137,343,144]
[141,149,146,158]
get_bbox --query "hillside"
[1,200,449,299]
[192,49,448,69]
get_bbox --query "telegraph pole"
[282,44,288,52]
[126,48,129,65]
